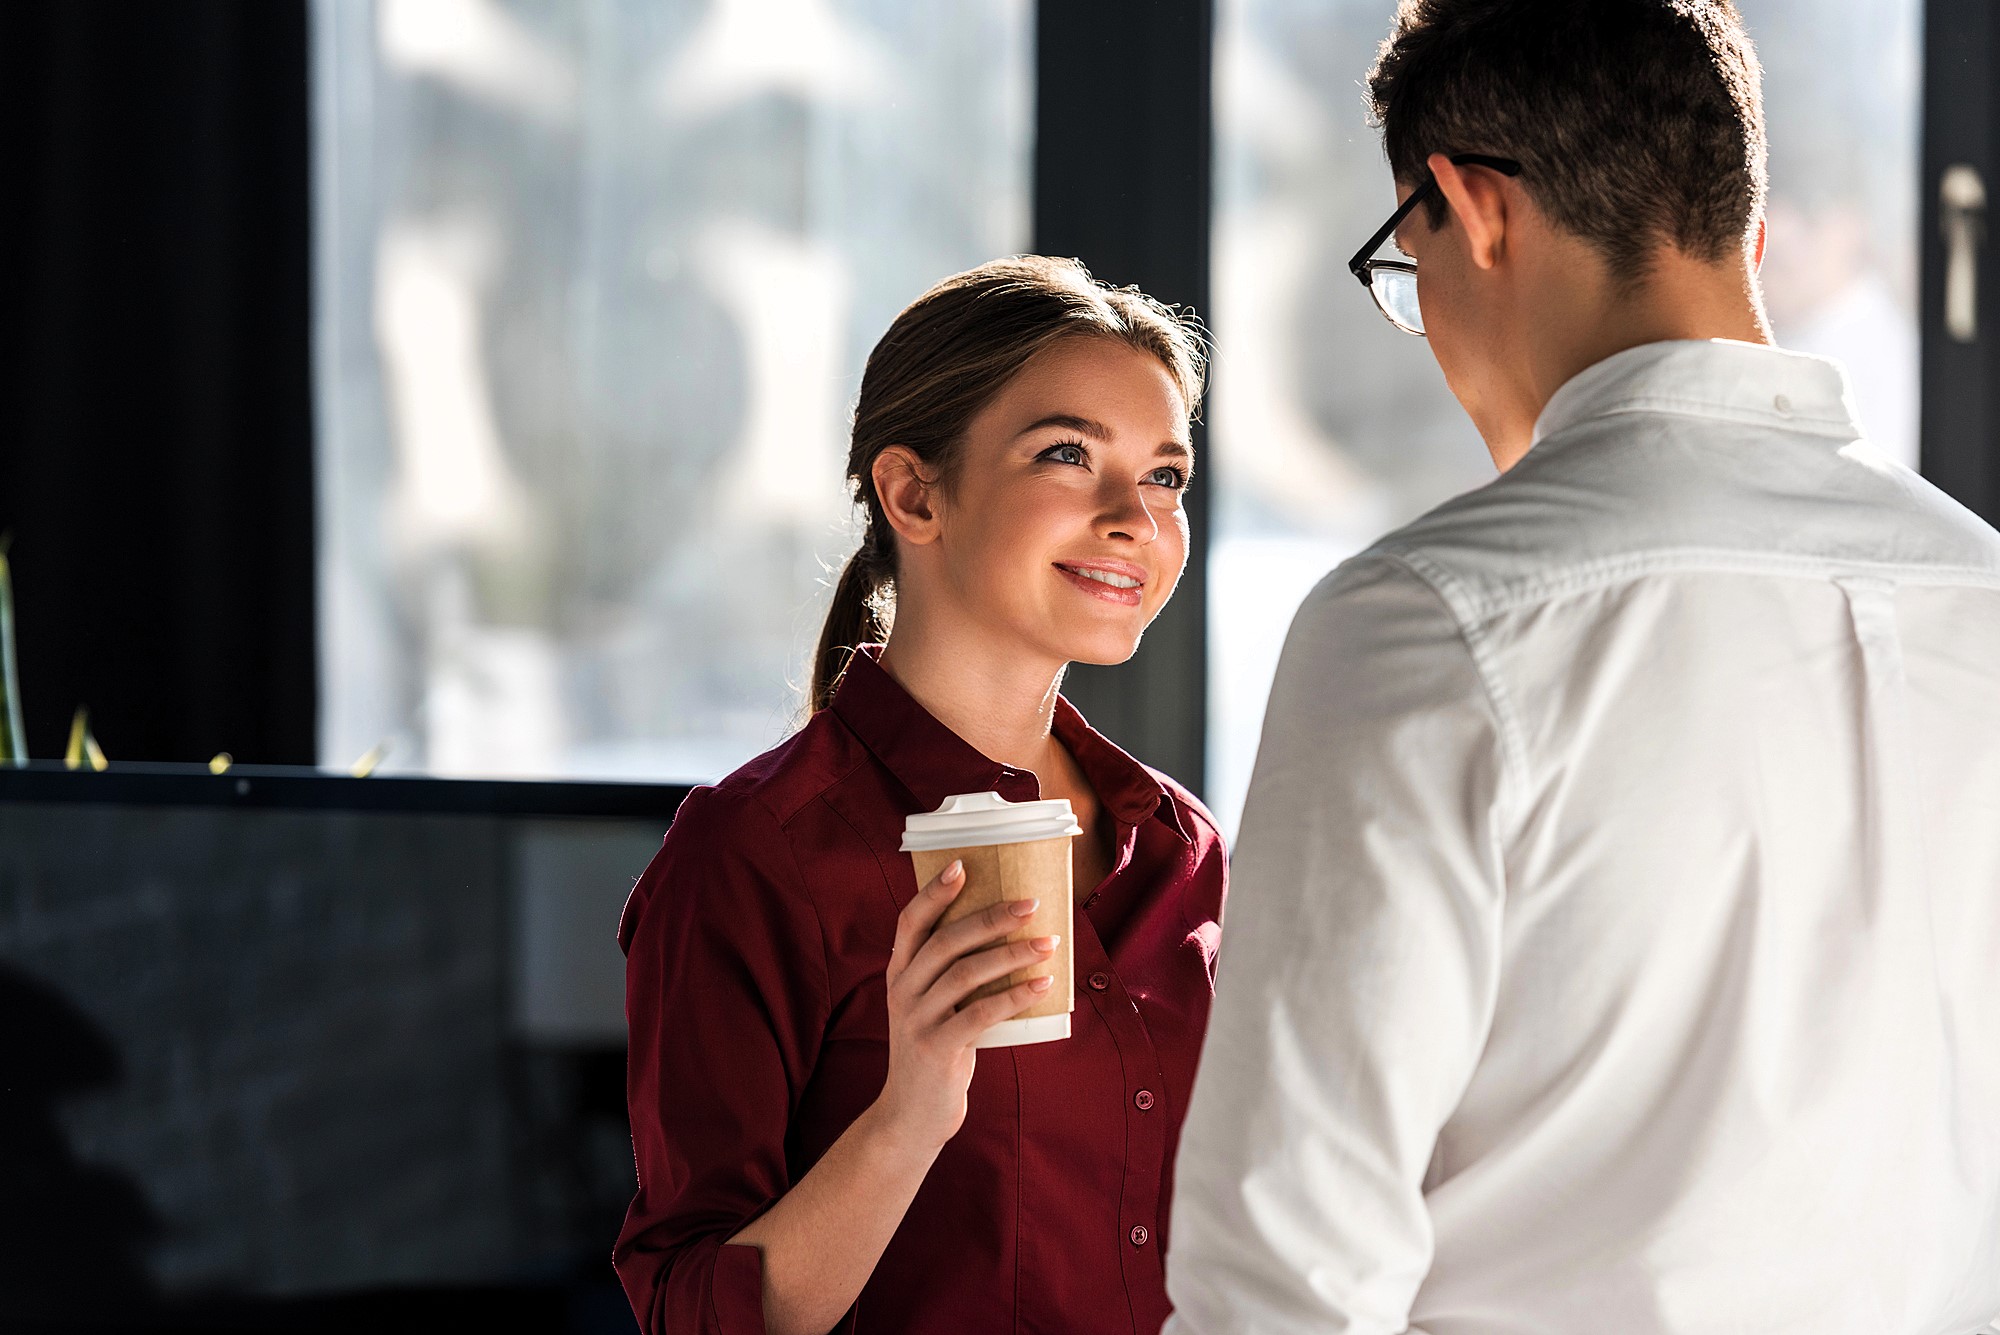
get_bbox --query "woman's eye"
[1041,442,1089,467]
[1146,466,1190,490]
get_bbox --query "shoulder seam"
[1371,550,1531,815]
[816,783,903,918]
[718,735,872,828]
[696,782,839,1026]
[761,794,836,1027]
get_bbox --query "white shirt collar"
[1530,339,1864,450]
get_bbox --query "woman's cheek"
[1145,509,1190,618]
[1166,504,1192,572]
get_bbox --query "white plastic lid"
[899,790,1083,852]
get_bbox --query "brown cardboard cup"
[902,792,1082,1048]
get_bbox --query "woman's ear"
[873,447,942,547]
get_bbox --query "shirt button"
[1088,971,1112,992]
[1773,393,1793,414]
[1134,1089,1155,1111]
[1129,1225,1150,1247]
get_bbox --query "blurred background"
[1,0,1994,1330]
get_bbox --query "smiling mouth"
[1054,562,1146,606]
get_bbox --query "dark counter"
[0,760,693,821]
[0,767,694,1324]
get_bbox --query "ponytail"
[810,531,894,712]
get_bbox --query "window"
[1754,0,1921,471]
[314,0,1923,805]
[313,0,1030,779]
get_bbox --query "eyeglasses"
[1348,153,1523,336]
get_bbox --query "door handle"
[1940,164,1986,343]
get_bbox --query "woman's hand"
[874,859,1058,1149]
[727,860,1054,1335]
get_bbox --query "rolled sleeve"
[615,786,842,1335]
[1165,556,1512,1335]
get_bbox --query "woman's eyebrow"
[1017,413,1112,439]
[1157,441,1192,460]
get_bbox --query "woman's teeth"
[1066,567,1141,589]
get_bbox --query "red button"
[1129,1225,1150,1247]
[1134,1089,1155,1111]
[1088,971,1112,992]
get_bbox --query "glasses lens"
[1370,267,1424,335]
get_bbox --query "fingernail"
[1032,935,1059,952]
[1009,897,1040,917]
[944,860,964,882]
[1028,976,1055,992]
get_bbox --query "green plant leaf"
[65,705,87,770]
[350,738,390,778]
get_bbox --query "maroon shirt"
[615,646,1227,1334]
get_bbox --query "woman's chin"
[1055,625,1147,668]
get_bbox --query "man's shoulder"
[1352,416,2000,624]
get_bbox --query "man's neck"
[1484,248,1773,472]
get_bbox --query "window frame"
[1921,0,1998,521]
[1032,0,1215,792]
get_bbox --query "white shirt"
[1166,341,2000,1335]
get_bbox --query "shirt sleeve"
[1164,555,1512,1335]
[614,785,844,1335]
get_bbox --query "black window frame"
[1921,0,1998,524]
[1033,0,1215,791]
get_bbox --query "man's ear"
[1752,215,1768,270]
[1429,152,1511,271]
[873,446,942,547]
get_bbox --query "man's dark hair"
[1367,0,1768,283]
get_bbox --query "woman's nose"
[1096,478,1159,543]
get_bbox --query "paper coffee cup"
[901,791,1083,1048]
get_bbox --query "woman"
[615,256,1226,1334]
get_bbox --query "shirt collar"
[1050,693,1193,843]
[828,645,1189,842]
[1531,339,1864,451]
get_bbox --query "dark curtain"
[0,1,314,765]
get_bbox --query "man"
[1165,3,2000,1333]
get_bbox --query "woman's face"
[922,336,1193,668]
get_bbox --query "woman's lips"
[1054,561,1145,608]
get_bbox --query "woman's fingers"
[900,896,1040,999]
[938,975,1056,1048]
[920,935,1059,1019]
[888,861,965,983]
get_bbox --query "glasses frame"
[1348,152,1524,335]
